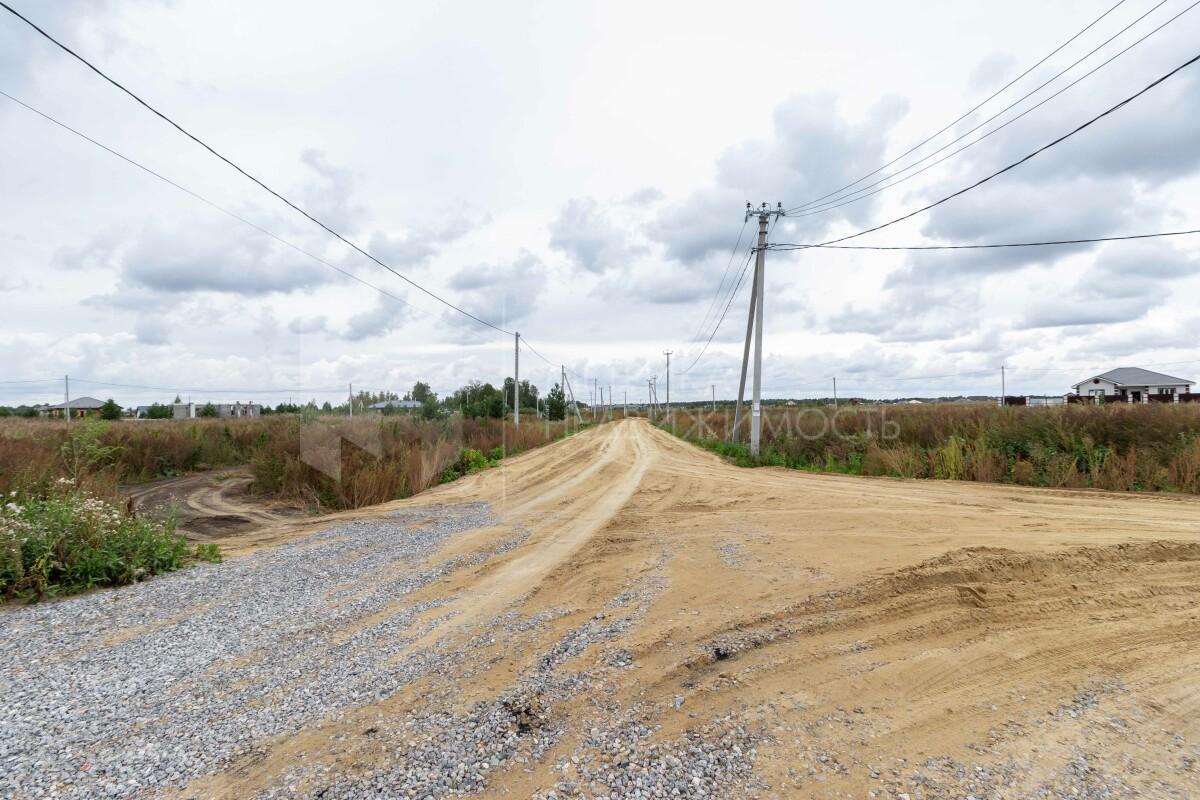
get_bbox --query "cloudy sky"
[3,0,1199,407]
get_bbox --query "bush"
[0,480,201,601]
[100,399,122,420]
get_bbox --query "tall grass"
[663,402,1200,493]
[0,415,580,511]
[247,415,575,509]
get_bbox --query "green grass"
[0,480,214,602]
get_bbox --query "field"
[664,401,1200,493]
[3,418,1200,798]
[0,413,578,508]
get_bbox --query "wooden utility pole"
[514,332,520,427]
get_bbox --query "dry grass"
[663,402,1200,493]
[0,414,579,510]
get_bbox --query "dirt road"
[9,418,1200,798]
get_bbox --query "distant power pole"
[514,331,520,427]
[624,390,627,418]
[64,374,71,423]
[663,350,673,431]
[607,385,612,421]
[592,378,597,421]
[832,376,838,409]
[712,384,716,413]
[349,382,353,418]
[1000,364,1006,407]
[735,202,785,457]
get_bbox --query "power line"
[767,227,1200,251]
[677,246,756,375]
[0,0,515,337]
[786,0,1197,218]
[0,83,575,380]
[685,219,749,346]
[807,50,1200,249]
[787,0,1132,213]
[0,89,428,318]
[681,213,786,374]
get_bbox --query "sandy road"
[177,418,1200,798]
[16,418,1200,798]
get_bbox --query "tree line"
[0,378,579,421]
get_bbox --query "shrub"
[0,480,197,601]
[100,399,123,420]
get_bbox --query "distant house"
[1071,367,1195,403]
[40,397,106,418]
[172,401,262,419]
[368,399,423,413]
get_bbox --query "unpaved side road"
[4,418,1200,799]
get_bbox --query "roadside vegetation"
[0,478,216,602]
[0,409,584,510]
[662,402,1200,493]
[0,375,586,599]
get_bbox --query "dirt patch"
[124,467,307,542]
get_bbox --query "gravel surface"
[0,503,511,799]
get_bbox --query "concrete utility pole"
[349,383,353,418]
[607,385,612,421]
[514,331,520,427]
[592,378,597,421]
[662,350,673,430]
[734,202,785,456]
[732,259,758,445]
[712,384,716,413]
[562,367,583,424]
[1000,364,1006,407]
[832,376,838,409]
[624,390,627,418]
[64,374,71,423]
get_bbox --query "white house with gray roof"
[1071,367,1194,403]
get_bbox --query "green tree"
[145,403,172,419]
[198,403,219,418]
[409,381,434,403]
[99,398,122,420]
[545,383,566,420]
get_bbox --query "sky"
[2,0,1199,407]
